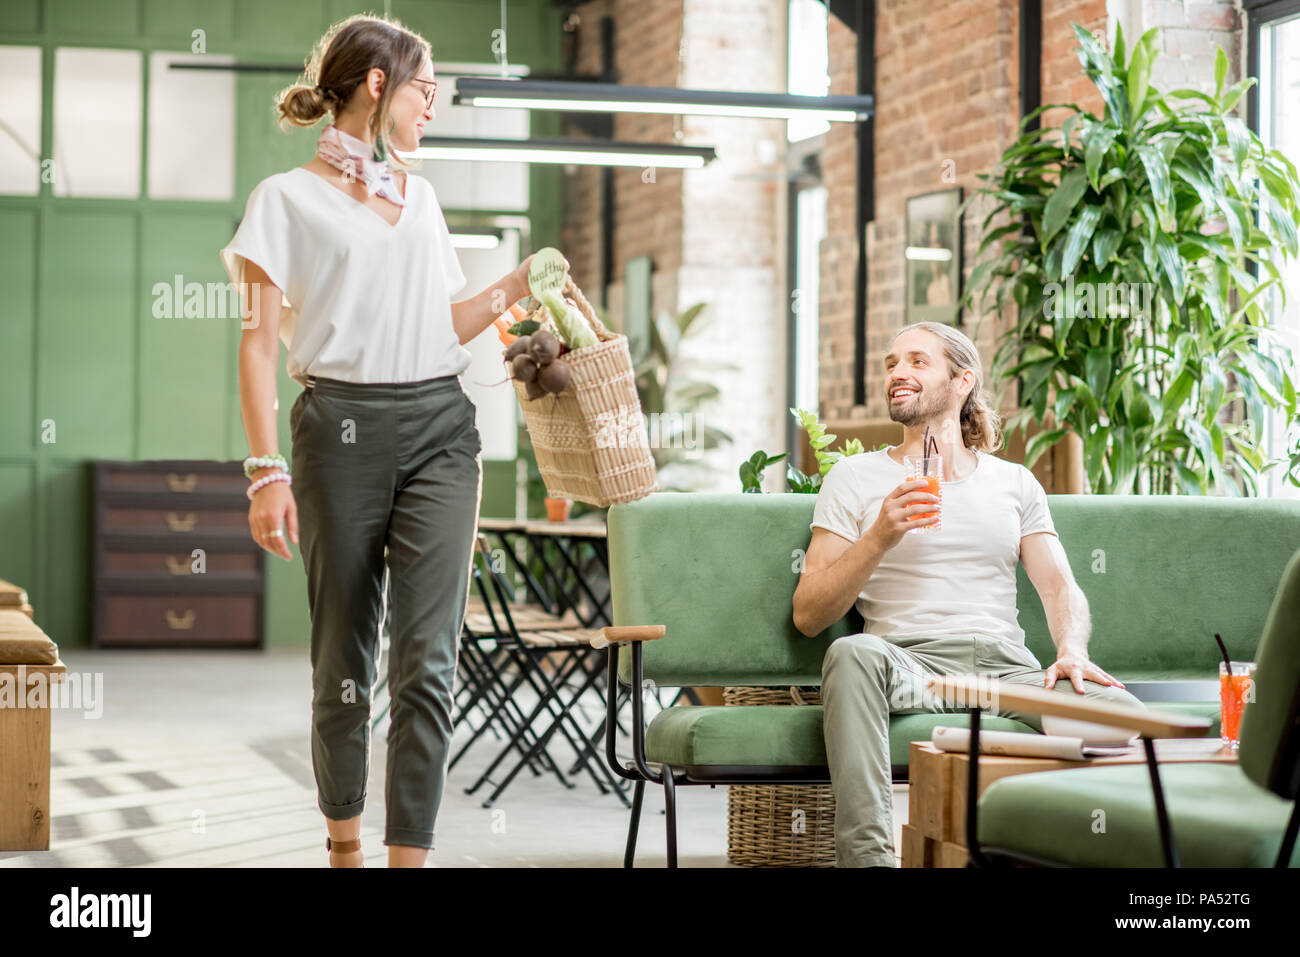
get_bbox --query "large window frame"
[1247,0,1300,499]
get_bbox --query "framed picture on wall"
[904,187,962,325]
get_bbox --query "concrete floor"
[0,647,907,868]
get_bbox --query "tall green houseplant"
[965,24,1300,495]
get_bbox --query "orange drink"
[902,454,943,534]
[1219,661,1255,751]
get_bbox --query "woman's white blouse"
[220,167,471,387]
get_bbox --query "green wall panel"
[41,209,137,460]
[265,545,309,646]
[0,0,41,34]
[139,210,239,459]
[141,0,235,44]
[40,461,90,647]
[50,0,139,36]
[480,459,515,517]
[0,464,37,594]
[0,208,36,455]
[232,0,330,55]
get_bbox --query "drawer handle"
[166,511,197,532]
[164,609,196,630]
[164,555,192,575]
[166,473,198,493]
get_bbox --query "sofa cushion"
[0,609,58,665]
[645,705,1035,769]
[977,762,1299,866]
[645,701,1224,770]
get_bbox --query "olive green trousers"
[821,632,1146,867]
[290,373,483,849]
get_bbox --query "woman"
[219,13,560,868]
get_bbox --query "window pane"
[787,0,830,143]
[0,46,42,195]
[794,184,827,412]
[148,51,235,200]
[53,46,142,198]
[1259,17,1300,499]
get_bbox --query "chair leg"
[1143,736,1179,868]
[663,768,678,869]
[624,778,645,868]
[1276,801,1299,868]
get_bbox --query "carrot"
[494,303,529,346]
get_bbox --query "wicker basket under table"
[723,685,837,867]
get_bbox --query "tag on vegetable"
[527,247,569,299]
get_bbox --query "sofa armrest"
[927,675,1211,739]
[592,625,665,649]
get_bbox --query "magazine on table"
[930,725,1139,760]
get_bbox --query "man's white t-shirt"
[219,167,470,388]
[809,448,1058,648]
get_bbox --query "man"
[791,321,1145,868]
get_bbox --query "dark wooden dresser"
[92,460,265,648]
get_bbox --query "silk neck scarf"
[315,124,407,207]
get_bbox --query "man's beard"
[888,378,952,426]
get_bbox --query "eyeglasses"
[410,77,438,110]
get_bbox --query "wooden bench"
[0,601,65,851]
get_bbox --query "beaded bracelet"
[246,471,292,500]
[244,454,289,479]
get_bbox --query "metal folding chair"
[460,535,633,808]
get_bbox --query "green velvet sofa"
[599,491,1300,866]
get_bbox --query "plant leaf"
[1025,428,1067,469]
[1085,348,1112,403]
[1062,204,1103,276]
[1043,167,1091,246]
[1085,125,1119,190]
[1127,39,1150,129]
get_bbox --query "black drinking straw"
[1214,633,1232,673]
[923,426,932,476]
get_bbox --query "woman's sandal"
[325,836,364,867]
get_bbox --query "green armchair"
[945,546,1300,868]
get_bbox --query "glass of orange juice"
[902,454,942,534]
[1219,661,1255,751]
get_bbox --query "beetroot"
[512,353,539,382]
[538,358,572,394]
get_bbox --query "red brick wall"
[816,0,1245,491]
[1042,0,1107,129]
[823,0,1022,425]
[558,0,785,492]
[560,0,685,315]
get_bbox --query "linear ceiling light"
[454,77,874,122]
[414,136,716,168]
[449,226,504,249]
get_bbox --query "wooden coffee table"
[902,737,1238,867]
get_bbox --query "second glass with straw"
[902,428,942,534]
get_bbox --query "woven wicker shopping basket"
[723,685,837,867]
[510,277,658,507]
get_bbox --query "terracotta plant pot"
[544,497,572,522]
